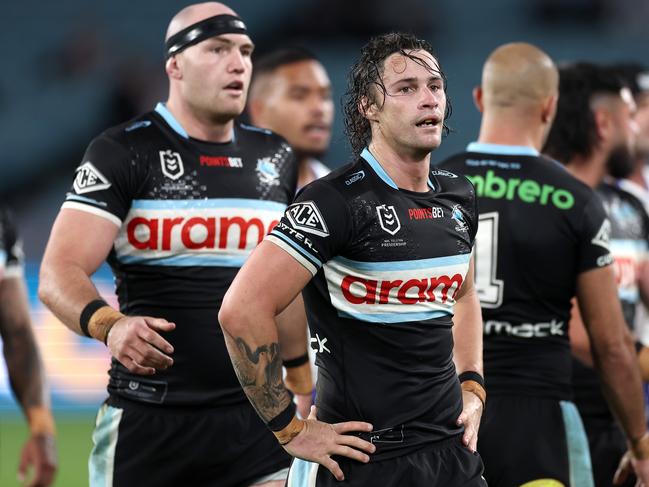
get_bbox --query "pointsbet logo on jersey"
[466,170,574,209]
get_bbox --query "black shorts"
[285,435,486,487]
[478,396,594,487]
[89,396,291,487]
[582,417,634,487]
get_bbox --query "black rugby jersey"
[573,181,649,420]
[267,148,477,460]
[441,143,612,400]
[0,206,24,281]
[62,103,297,406]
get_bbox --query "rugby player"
[38,2,311,486]
[441,44,649,486]
[248,47,333,189]
[1,206,57,487]
[545,62,649,487]
[220,32,487,486]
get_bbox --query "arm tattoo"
[230,337,291,423]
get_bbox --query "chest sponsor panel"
[323,253,470,323]
[114,198,286,267]
[610,238,648,301]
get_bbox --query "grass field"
[0,413,95,487]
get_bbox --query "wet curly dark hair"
[343,32,452,157]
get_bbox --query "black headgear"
[165,14,248,58]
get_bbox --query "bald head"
[166,2,237,40]
[481,42,558,110]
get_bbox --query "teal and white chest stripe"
[114,198,286,267]
[324,253,470,323]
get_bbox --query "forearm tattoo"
[229,336,291,422]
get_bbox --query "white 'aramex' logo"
[73,162,111,194]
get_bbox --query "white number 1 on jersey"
[475,212,504,308]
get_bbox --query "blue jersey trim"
[338,309,451,323]
[360,148,399,189]
[466,142,539,157]
[269,230,322,268]
[130,198,287,211]
[239,123,272,135]
[559,400,595,487]
[331,253,470,271]
[154,103,189,139]
[117,254,247,267]
[0,250,6,266]
[65,194,108,207]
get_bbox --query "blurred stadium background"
[2,0,649,485]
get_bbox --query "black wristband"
[458,371,485,388]
[636,340,645,354]
[267,402,297,432]
[283,353,309,368]
[79,299,109,338]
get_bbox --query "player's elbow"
[37,263,56,308]
[591,326,635,369]
[218,290,249,337]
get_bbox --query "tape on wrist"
[460,380,486,408]
[283,353,309,368]
[26,406,56,436]
[630,432,649,460]
[80,299,125,344]
[267,402,305,445]
[458,371,485,388]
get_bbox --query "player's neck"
[165,99,234,143]
[565,154,606,189]
[477,114,545,151]
[628,159,649,189]
[368,139,430,192]
[297,157,316,188]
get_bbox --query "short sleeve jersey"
[0,206,24,281]
[573,181,649,420]
[441,143,612,400]
[62,103,297,406]
[268,148,477,460]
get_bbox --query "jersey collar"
[155,102,189,139]
[360,147,435,191]
[154,102,237,143]
[466,142,539,157]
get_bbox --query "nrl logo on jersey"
[376,205,401,235]
[73,162,111,194]
[286,201,329,237]
[256,158,280,186]
[159,150,184,180]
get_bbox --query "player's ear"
[166,55,183,80]
[360,95,379,122]
[541,94,558,125]
[472,86,484,113]
[593,107,612,142]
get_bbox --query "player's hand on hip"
[456,390,484,453]
[107,316,175,375]
[283,406,376,482]
[614,451,647,486]
[18,433,57,487]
